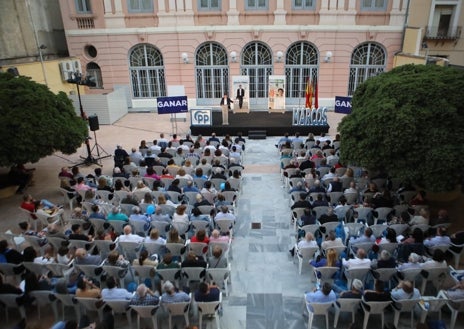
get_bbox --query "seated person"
[305,281,337,304]
[424,226,451,247]
[208,245,228,269]
[156,253,180,270]
[75,276,101,298]
[397,252,422,271]
[161,280,190,303]
[130,283,160,305]
[194,281,221,302]
[363,280,391,302]
[439,278,464,300]
[339,279,364,299]
[372,250,396,269]
[349,227,375,245]
[321,230,345,251]
[391,280,421,300]
[311,248,341,268]
[342,248,371,269]
[101,276,133,300]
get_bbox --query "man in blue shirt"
[305,281,337,304]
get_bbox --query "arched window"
[285,42,319,102]
[129,44,166,98]
[348,42,386,96]
[195,42,229,106]
[86,62,102,89]
[241,42,273,107]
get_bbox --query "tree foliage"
[338,64,464,192]
[0,72,88,166]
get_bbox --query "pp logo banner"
[191,109,212,126]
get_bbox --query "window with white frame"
[129,44,166,98]
[246,0,268,10]
[428,1,460,38]
[241,42,273,99]
[360,0,387,11]
[86,62,103,89]
[127,0,154,13]
[293,0,315,10]
[195,42,229,104]
[75,0,91,13]
[199,0,221,11]
[347,42,386,96]
[284,42,319,99]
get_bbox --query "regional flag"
[305,78,313,108]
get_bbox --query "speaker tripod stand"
[76,130,112,167]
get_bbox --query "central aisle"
[221,138,313,329]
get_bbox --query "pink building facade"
[59,0,409,110]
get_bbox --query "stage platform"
[190,110,329,137]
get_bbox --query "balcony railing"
[424,26,461,40]
[76,16,95,29]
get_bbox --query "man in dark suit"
[236,85,245,109]
[220,93,233,125]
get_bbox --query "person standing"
[220,93,233,125]
[236,85,245,109]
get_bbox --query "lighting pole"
[67,72,97,165]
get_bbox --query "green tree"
[338,64,464,192]
[0,72,88,166]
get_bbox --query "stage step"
[248,130,267,139]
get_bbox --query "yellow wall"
[3,59,83,95]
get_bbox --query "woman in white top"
[132,180,152,194]
[297,232,318,249]
[175,168,193,181]
[172,204,189,225]
[144,228,167,245]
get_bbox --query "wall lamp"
[324,51,333,63]
[181,52,189,64]
[276,51,284,63]
[230,51,237,63]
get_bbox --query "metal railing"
[424,26,461,40]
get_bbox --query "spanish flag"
[305,78,313,108]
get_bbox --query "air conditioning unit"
[72,60,82,74]
[59,61,73,81]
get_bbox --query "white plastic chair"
[29,290,58,320]
[54,293,80,320]
[420,267,449,295]
[0,293,26,323]
[314,267,339,285]
[188,242,209,259]
[104,299,132,327]
[132,264,156,287]
[215,219,235,237]
[296,246,318,275]
[333,298,361,328]
[197,292,222,329]
[447,298,464,329]
[392,298,421,328]
[449,241,464,269]
[360,298,391,329]
[156,268,181,288]
[344,267,371,288]
[74,297,106,322]
[59,187,77,210]
[305,299,333,329]
[162,299,191,329]
[206,265,231,297]
[419,296,448,323]
[130,304,160,329]
[181,266,207,290]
